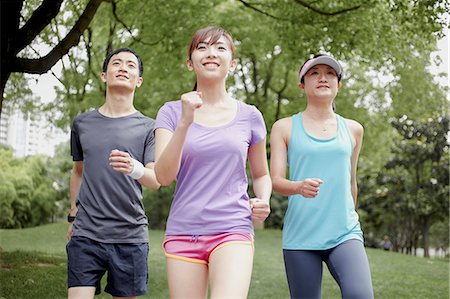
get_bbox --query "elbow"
[155,172,173,186]
[154,162,175,186]
[271,177,282,193]
[150,182,161,191]
[271,178,289,197]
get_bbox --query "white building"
[0,106,69,157]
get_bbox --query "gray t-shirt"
[70,109,155,243]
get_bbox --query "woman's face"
[300,64,341,99]
[187,35,236,82]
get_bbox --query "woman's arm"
[248,138,271,221]
[270,118,322,197]
[154,91,202,186]
[154,126,189,186]
[346,119,364,207]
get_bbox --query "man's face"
[101,51,143,91]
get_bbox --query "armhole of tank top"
[339,115,354,149]
[287,113,299,160]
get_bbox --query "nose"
[206,46,218,57]
[317,72,327,82]
[118,64,128,73]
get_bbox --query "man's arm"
[109,149,160,190]
[68,161,83,240]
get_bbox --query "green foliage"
[264,192,288,229]
[143,182,175,229]
[359,114,449,255]
[0,146,69,228]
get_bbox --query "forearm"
[155,124,189,185]
[138,166,161,190]
[69,172,82,215]
[352,182,358,207]
[252,174,272,203]
[272,176,301,196]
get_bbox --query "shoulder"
[343,117,364,141]
[162,100,181,110]
[158,100,181,115]
[134,111,156,128]
[272,116,292,131]
[271,116,293,138]
[238,100,262,116]
[72,109,97,127]
[344,118,363,133]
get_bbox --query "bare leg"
[209,243,254,299]
[68,286,96,299]
[166,257,208,299]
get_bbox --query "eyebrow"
[111,58,137,65]
[309,66,334,71]
[198,41,227,46]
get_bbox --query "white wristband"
[128,158,145,180]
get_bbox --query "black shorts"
[66,236,149,297]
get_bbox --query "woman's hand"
[180,91,202,126]
[298,178,323,198]
[250,198,271,221]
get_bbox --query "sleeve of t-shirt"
[143,120,155,164]
[250,106,267,146]
[70,118,83,161]
[155,102,178,133]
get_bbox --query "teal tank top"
[283,112,363,250]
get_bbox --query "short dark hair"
[102,47,143,76]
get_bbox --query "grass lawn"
[0,223,448,298]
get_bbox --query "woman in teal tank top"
[270,54,374,298]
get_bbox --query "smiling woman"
[270,54,374,299]
[153,26,272,299]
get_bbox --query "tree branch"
[15,0,64,54]
[293,0,361,16]
[237,0,289,21]
[11,0,104,74]
[110,0,163,46]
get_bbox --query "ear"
[186,59,193,71]
[101,72,107,83]
[229,59,237,72]
[136,77,143,88]
[337,81,342,89]
[298,82,305,90]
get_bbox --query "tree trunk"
[422,217,431,258]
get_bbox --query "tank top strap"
[336,114,354,149]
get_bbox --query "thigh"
[68,287,96,299]
[166,257,208,299]
[326,239,374,299]
[105,243,149,298]
[283,249,323,299]
[208,242,254,299]
[66,237,107,289]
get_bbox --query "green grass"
[0,224,448,298]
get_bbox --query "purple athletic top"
[155,100,266,235]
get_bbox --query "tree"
[1,0,104,115]
[364,115,449,257]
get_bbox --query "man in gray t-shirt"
[67,48,160,299]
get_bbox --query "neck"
[100,91,136,117]
[303,104,334,120]
[196,80,230,104]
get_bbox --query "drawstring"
[190,234,199,243]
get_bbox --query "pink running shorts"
[163,232,254,264]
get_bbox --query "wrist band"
[128,158,145,180]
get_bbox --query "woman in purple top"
[154,26,272,298]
